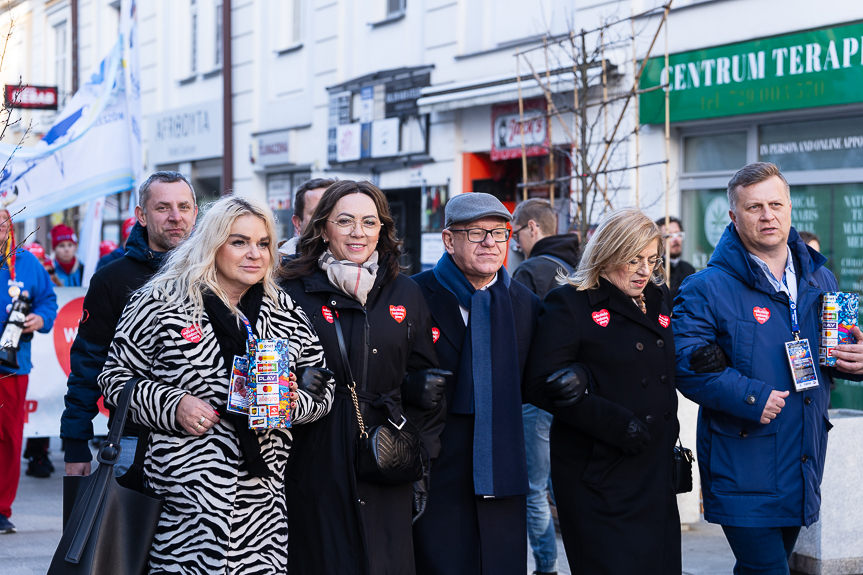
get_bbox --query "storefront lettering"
[155,109,211,142]
[641,22,863,122]
[761,136,863,156]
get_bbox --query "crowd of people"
[0,161,861,575]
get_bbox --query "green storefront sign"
[640,20,863,123]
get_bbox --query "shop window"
[680,188,731,270]
[759,116,863,171]
[683,133,747,173]
[267,172,311,243]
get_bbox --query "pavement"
[2,438,737,575]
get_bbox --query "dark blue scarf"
[433,252,527,497]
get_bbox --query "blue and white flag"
[0,40,134,219]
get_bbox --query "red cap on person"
[121,217,135,242]
[50,224,78,250]
[100,240,118,258]
[23,243,45,261]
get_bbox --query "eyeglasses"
[328,216,382,235]
[663,232,686,241]
[511,224,528,241]
[449,228,512,243]
[626,256,664,273]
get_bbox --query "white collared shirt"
[459,273,498,325]
[748,244,798,303]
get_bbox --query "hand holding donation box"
[820,292,859,366]
[227,338,293,429]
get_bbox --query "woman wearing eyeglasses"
[278,180,446,575]
[524,207,682,575]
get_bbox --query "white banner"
[0,41,134,219]
[121,0,144,197]
[24,288,108,438]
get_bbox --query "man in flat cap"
[412,193,569,575]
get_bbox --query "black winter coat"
[61,223,167,462]
[280,266,442,575]
[411,269,540,575]
[513,233,580,299]
[524,278,681,575]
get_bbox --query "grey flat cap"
[445,192,512,228]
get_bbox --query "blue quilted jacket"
[673,223,859,528]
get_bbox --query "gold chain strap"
[348,380,369,439]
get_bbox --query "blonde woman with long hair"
[524,207,684,575]
[98,196,334,574]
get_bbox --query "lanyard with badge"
[784,296,820,392]
[226,313,257,414]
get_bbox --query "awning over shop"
[417,67,606,114]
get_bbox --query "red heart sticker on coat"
[181,324,203,343]
[321,306,334,324]
[753,307,771,324]
[432,327,440,343]
[390,305,406,323]
[658,314,670,328]
[592,309,610,327]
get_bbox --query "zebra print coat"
[98,287,333,575]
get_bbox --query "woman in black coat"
[278,180,446,575]
[524,207,681,575]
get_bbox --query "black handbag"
[332,313,424,485]
[49,378,164,575]
[673,437,694,494]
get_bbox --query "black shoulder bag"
[332,313,424,484]
[49,378,165,575]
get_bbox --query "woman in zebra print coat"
[98,196,333,575]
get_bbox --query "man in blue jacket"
[674,162,863,574]
[61,171,197,478]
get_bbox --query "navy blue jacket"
[96,246,124,271]
[60,223,167,462]
[673,223,860,528]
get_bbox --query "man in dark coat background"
[412,192,541,575]
[61,171,197,477]
[655,216,695,299]
[511,198,579,575]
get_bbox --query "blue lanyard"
[238,312,256,355]
[789,298,801,341]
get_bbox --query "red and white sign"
[26,288,107,438]
[753,307,771,324]
[390,305,406,323]
[658,314,670,328]
[490,98,548,161]
[5,85,58,110]
[592,309,610,327]
[431,327,440,343]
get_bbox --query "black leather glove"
[690,343,728,374]
[620,417,651,455]
[412,459,430,525]
[402,369,452,410]
[294,367,334,403]
[544,368,588,408]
